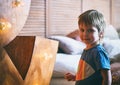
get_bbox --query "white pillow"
[103,39,120,59]
[49,36,85,55]
[104,25,119,39]
[53,53,81,77]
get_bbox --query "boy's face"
[79,23,101,48]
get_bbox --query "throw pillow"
[49,36,85,55]
[104,25,119,39]
[66,29,81,41]
[103,39,120,59]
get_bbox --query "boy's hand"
[64,73,76,81]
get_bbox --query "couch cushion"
[49,36,85,55]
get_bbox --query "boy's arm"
[101,69,112,85]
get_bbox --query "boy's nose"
[83,31,88,36]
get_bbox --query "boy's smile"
[79,24,100,49]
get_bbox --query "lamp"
[12,0,24,7]
[0,18,11,30]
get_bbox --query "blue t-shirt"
[75,44,110,85]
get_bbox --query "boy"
[65,10,112,85]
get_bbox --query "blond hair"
[78,10,106,33]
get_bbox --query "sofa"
[49,25,120,85]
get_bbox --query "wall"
[19,0,120,37]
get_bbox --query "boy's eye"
[80,29,84,32]
[87,29,94,33]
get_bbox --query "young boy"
[64,10,112,85]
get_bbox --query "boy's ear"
[99,32,104,38]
